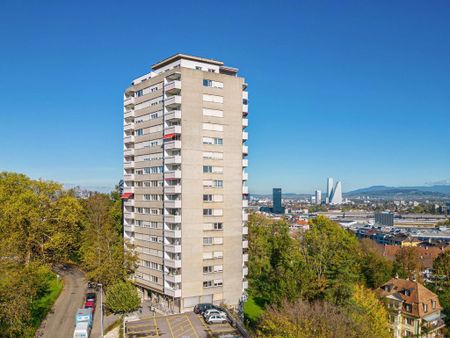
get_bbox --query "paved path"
[38,266,85,338]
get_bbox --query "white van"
[73,321,91,338]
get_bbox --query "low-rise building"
[378,278,446,337]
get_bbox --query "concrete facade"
[122,54,248,313]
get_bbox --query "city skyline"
[1,1,450,193]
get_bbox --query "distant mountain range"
[345,185,450,199]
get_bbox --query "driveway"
[37,266,85,338]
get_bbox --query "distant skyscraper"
[315,190,322,205]
[330,181,343,205]
[327,177,334,201]
[272,188,283,214]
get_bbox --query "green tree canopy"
[105,281,140,314]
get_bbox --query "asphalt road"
[39,266,85,338]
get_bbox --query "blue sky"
[0,0,449,194]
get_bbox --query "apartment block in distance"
[122,54,249,313]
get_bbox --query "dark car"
[194,303,216,314]
[86,292,96,303]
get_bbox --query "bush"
[105,281,140,314]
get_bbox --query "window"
[214,138,223,145]
[214,280,223,287]
[196,66,202,70]
[136,129,144,136]
[203,281,213,288]
[203,94,223,103]
[405,304,412,312]
[202,123,223,131]
[136,89,143,97]
[213,222,223,230]
[203,166,212,173]
[243,98,248,105]
[203,266,213,274]
[432,300,436,309]
[203,80,223,89]
[423,304,428,313]
[150,275,159,283]
[213,180,223,188]
[208,69,215,73]
[203,237,213,245]
[203,108,223,117]
[405,317,414,326]
[203,209,213,216]
[203,194,213,202]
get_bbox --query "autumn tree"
[393,246,421,280]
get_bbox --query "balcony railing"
[242,226,248,235]
[242,118,248,127]
[124,97,135,108]
[165,229,182,238]
[165,125,181,135]
[165,140,182,150]
[165,110,181,121]
[165,200,181,208]
[124,135,135,144]
[124,161,134,169]
[164,287,181,298]
[165,170,182,180]
[243,254,248,262]
[124,110,134,119]
[243,172,248,180]
[242,131,248,140]
[164,80,181,94]
[165,155,181,165]
[243,240,248,249]
[165,185,181,194]
[164,258,182,269]
[165,215,181,223]
[165,273,182,283]
[243,145,248,154]
[124,123,133,132]
[165,244,182,253]
[242,159,248,167]
[124,148,134,156]
[165,95,181,108]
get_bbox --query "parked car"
[203,308,227,319]
[194,303,215,314]
[206,314,228,324]
[87,281,95,289]
[85,292,96,303]
[84,301,95,314]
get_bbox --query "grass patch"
[27,272,63,337]
[243,295,264,323]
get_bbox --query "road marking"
[153,315,159,338]
[186,315,200,338]
[166,316,175,338]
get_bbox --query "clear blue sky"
[1,0,449,194]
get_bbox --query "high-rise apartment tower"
[122,54,249,313]
[272,188,283,214]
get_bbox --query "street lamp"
[97,283,104,337]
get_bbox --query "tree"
[347,284,391,338]
[300,216,362,305]
[80,194,136,287]
[433,250,450,288]
[105,282,140,314]
[393,247,421,280]
[360,239,393,288]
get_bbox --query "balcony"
[124,97,135,108]
[164,258,182,269]
[165,273,182,283]
[243,280,248,290]
[242,159,248,168]
[166,71,181,81]
[124,211,135,218]
[165,140,181,150]
[243,104,248,114]
[165,229,182,238]
[124,110,134,119]
[242,200,248,207]
[165,110,181,121]
[124,199,135,207]
[124,135,135,144]
[165,244,182,253]
[123,173,135,181]
[165,155,181,165]
[242,118,248,127]
[243,213,249,221]
[164,287,182,298]
[165,125,181,135]
[243,145,248,154]
[165,200,181,208]
[124,161,134,169]
[243,267,248,276]
[165,185,181,194]
[124,123,134,132]
[242,131,248,141]
[165,215,181,223]
[243,254,248,262]
[242,226,248,235]
[124,148,134,156]
[243,240,248,249]
[164,80,181,94]
[123,187,135,194]
[124,224,135,233]
[165,95,181,108]
[243,172,248,180]
[165,170,182,180]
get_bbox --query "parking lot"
[125,312,241,338]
